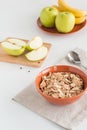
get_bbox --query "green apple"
[27,36,43,51]
[55,11,75,33]
[1,38,26,56]
[40,6,58,28]
[25,46,48,61]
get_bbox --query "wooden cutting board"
[0,37,52,67]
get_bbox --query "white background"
[0,0,87,130]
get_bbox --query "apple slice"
[25,46,48,61]
[7,38,26,47]
[26,36,43,51]
[1,41,25,56]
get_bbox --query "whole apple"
[55,12,75,33]
[40,6,58,28]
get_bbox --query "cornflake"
[40,72,84,98]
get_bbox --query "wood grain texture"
[0,37,52,67]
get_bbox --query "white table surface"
[0,0,87,130]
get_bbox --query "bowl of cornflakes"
[35,65,87,105]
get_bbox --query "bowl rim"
[35,65,87,100]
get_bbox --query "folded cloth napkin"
[13,48,87,130]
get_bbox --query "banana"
[52,5,60,11]
[52,4,87,24]
[52,5,65,12]
[58,0,87,17]
[75,16,86,24]
[52,4,87,25]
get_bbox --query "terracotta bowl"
[35,65,87,105]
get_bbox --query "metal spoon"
[67,50,87,70]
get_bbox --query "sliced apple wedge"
[1,41,25,56]
[25,46,48,61]
[26,36,43,51]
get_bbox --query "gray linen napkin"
[13,48,87,130]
